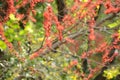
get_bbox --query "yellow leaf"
[9,14,17,21]
[38,38,44,41]
[71,76,77,80]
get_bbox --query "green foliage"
[5,14,25,42]
[1,0,120,80]
[0,50,83,80]
[9,14,18,21]
[108,19,120,28]
[103,66,120,80]
[0,40,7,50]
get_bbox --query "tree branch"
[38,13,118,56]
[95,14,116,27]
[39,29,86,56]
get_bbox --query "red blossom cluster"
[43,6,53,47]
[43,6,64,45]
[81,32,120,63]
[70,0,103,41]
[0,0,120,79]
[63,59,78,72]
[0,24,13,50]
[115,0,120,7]
[0,0,15,24]
[30,5,65,59]
[30,0,120,59]
[80,32,120,79]
[0,24,25,62]
[29,48,44,60]
[104,0,120,14]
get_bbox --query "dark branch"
[56,0,67,21]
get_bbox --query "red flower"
[70,59,78,66]
[29,52,39,60]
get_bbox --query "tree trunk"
[56,0,67,21]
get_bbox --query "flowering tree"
[0,0,120,80]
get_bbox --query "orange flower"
[70,59,78,66]
[29,52,39,60]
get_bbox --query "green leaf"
[25,22,33,33]
[8,36,14,42]
[108,20,120,28]
[6,28,14,34]
[108,23,118,28]
[11,24,20,29]
[9,14,17,21]
[0,40,7,50]
[14,35,22,41]
[19,30,26,35]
